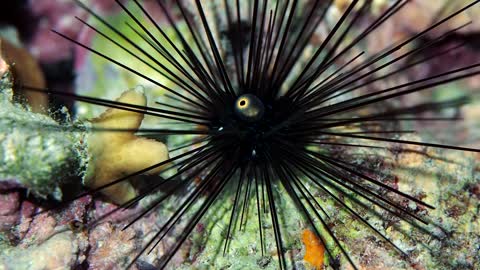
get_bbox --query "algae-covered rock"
[0,231,88,270]
[0,71,88,200]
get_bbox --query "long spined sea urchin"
[21,0,480,269]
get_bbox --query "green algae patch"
[0,72,89,200]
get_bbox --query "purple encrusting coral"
[27,0,124,64]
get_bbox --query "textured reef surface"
[1,63,479,270]
[0,1,479,269]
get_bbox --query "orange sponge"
[302,229,325,270]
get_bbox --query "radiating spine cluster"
[21,0,480,269]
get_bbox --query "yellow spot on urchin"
[302,229,325,270]
[85,89,169,204]
[237,97,249,108]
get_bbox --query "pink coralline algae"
[88,222,137,270]
[27,0,86,63]
[0,191,20,231]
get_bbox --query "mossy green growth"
[177,180,306,270]
[0,72,89,200]
[174,135,479,269]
